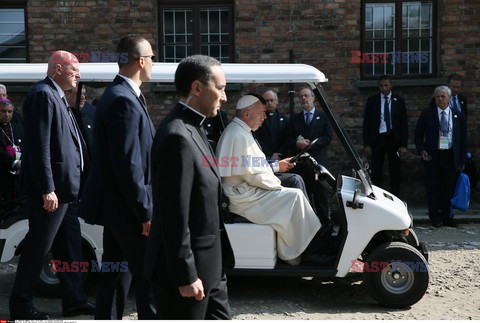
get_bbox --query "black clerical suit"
[415,106,467,225]
[10,77,87,313]
[79,75,156,319]
[0,120,24,201]
[288,108,333,225]
[204,109,229,151]
[78,102,95,150]
[145,103,234,319]
[254,110,290,158]
[363,92,407,196]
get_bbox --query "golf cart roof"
[0,63,327,84]
[0,62,371,195]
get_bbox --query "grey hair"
[434,85,451,97]
[0,84,6,92]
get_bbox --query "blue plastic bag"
[451,172,470,211]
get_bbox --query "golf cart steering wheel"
[290,138,319,163]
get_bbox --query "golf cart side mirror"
[346,189,364,209]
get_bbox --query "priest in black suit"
[363,75,408,196]
[0,99,24,202]
[254,89,290,160]
[145,55,234,319]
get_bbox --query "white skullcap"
[236,95,260,110]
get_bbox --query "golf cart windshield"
[0,62,373,196]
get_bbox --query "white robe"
[216,117,321,260]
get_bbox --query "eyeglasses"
[137,55,155,61]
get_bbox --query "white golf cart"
[0,62,428,307]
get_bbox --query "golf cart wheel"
[364,242,429,308]
[38,252,61,295]
[37,248,93,296]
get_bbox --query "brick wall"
[234,0,480,205]
[4,0,479,206]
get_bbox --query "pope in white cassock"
[216,94,322,264]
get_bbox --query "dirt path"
[1,224,479,320]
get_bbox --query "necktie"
[68,107,84,171]
[139,93,147,107]
[384,96,391,132]
[305,112,312,126]
[452,96,458,111]
[440,111,448,136]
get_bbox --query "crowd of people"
[0,34,471,320]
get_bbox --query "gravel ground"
[1,223,479,320]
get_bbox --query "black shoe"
[10,307,50,320]
[431,221,442,228]
[62,301,95,317]
[443,219,458,227]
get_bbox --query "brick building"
[1,0,479,205]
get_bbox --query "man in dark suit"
[255,89,290,160]
[0,99,24,202]
[79,35,157,319]
[9,51,93,320]
[145,55,234,319]
[415,86,467,228]
[447,73,467,118]
[65,85,96,150]
[288,86,333,225]
[363,75,408,196]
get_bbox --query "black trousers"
[94,226,157,320]
[10,197,86,311]
[276,172,310,202]
[154,272,231,320]
[424,149,458,224]
[371,133,401,196]
[292,163,331,225]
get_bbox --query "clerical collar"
[179,101,206,125]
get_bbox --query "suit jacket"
[79,75,155,231]
[415,106,467,171]
[363,93,408,148]
[429,93,467,118]
[287,108,333,165]
[145,103,234,291]
[79,102,96,151]
[254,110,290,158]
[21,77,84,202]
